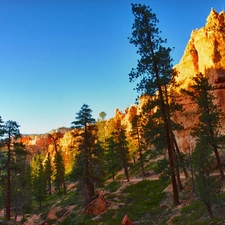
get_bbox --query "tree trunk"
[176,164,183,192]
[172,142,183,192]
[171,132,189,178]
[6,141,11,221]
[137,129,145,178]
[47,153,52,195]
[205,202,214,219]
[121,147,129,181]
[62,175,67,195]
[213,145,224,179]
[86,177,94,204]
[147,30,179,206]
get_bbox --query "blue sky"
[0,0,223,134]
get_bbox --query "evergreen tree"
[32,153,47,210]
[44,152,53,195]
[48,132,66,196]
[54,149,66,196]
[191,137,221,218]
[131,115,145,177]
[182,73,225,217]
[11,143,32,220]
[129,3,180,205]
[182,73,225,179]
[113,120,130,181]
[105,136,121,180]
[71,104,103,204]
[0,120,21,220]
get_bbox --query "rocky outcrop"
[174,9,225,90]
[121,215,134,225]
[83,190,108,216]
[121,215,140,225]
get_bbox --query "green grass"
[94,179,168,225]
[172,200,224,225]
[104,180,120,192]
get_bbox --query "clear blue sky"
[0,0,223,134]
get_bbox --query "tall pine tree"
[1,120,21,220]
[129,4,179,205]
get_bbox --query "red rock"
[121,215,133,225]
[83,192,107,216]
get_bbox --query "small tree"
[11,143,32,220]
[131,115,145,177]
[105,136,121,180]
[54,149,66,196]
[191,137,221,218]
[113,120,130,181]
[48,132,66,196]
[44,152,53,195]
[97,111,107,147]
[32,153,47,210]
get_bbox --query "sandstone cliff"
[173,8,225,152]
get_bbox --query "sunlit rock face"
[174,9,225,89]
[173,9,225,152]
[20,128,74,168]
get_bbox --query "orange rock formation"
[173,8,225,152]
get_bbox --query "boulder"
[83,191,107,216]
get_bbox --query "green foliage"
[104,136,121,179]
[99,111,107,121]
[111,120,130,181]
[44,152,53,195]
[32,153,47,209]
[171,200,224,225]
[119,180,167,221]
[105,180,120,192]
[71,104,105,202]
[182,73,224,217]
[54,149,66,195]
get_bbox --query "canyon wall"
[173,9,225,152]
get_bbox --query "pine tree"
[54,149,66,196]
[32,153,47,210]
[11,143,32,220]
[105,136,121,180]
[44,152,53,195]
[1,120,21,220]
[131,115,145,177]
[182,73,225,179]
[182,73,225,217]
[71,104,103,204]
[113,120,130,181]
[48,132,66,196]
[191,137,221,218]
[129,3,179,205]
